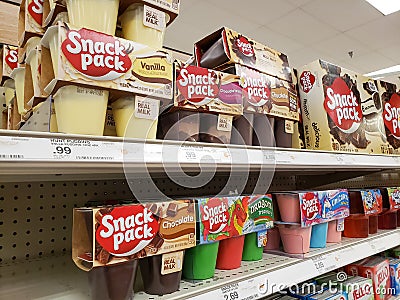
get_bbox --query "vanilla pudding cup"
[47,28,59,77]
[66,0,120,35]
[120,3,170,49]
[53,85,108,135]
[111,95,159,139]
[11,68,27,115]
[26,49,40,94]
[24,36,41,59]
[3,79,15,107]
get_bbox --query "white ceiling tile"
[286,47,336,69]
[346,15,400,51]
[164,21,205,53]
[302,0,381,32]
[265,8,340,44]
[377,46,400,64]
[340,51,396,74]
[313,33,372,62]
[285,0,313,7]
[250,26,305,53]
[336,59,369,74]
[208,0,296,25]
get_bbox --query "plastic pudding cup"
[378,209,397,230]
[264,227,281,251]
[12,68,26,115]
[88,261,137,300]
[157,110,200,142]
[242,232,263,261]
[66,0,120,35]
[24,36,41,58]
[111,96,159,139]
[183,242,219,280]
[310,222,328,248]
[343,214,369,238]
[4,87,15,107]
[216,235,245,270]
[48,29,59,77]
[277,224,312,254]
[275,193,301,223]
[326,220,342,243]
[26,49,40,94]
[53,85,108,135]
[120,3,169,49]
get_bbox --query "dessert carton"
[72,201,196,270]
[196,195,274,244]
[195,27,292,83]
[18,0,45,48]
[298,60,387,154]
[0,45,19,84]
[378,81,400,154]
[41,22,174,101]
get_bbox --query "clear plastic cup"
[53,85,108,135]
[111,96,159,139]
[66,0,120,35]
[120,3,170,49]
[12,68,26,115]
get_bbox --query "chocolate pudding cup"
[199,113,232,144]
[88,261,138,300]
[139,254,182,296]
[231,113,254,145]
[253,114,275,147]
[157,110,200,142]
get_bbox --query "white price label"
[178,146,199,162]
[312,253,339,274]
[263,150,276,162]
[217,114,233,132]
[221,284,240,300]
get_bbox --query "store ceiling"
[164,0,400,83]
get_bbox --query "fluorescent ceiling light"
[365,65,400,78]
[365,0,400,15]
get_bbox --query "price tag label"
[178,145,200,163]
[263,150,276,162]
[0,136,51,160]
[312,253,339,274]
[220,283,240,300]
[337,218,344,232]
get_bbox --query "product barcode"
[76,156,113,160]
[0,154,24,159]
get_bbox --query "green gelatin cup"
[242,232,263,261]
[182,242,219,280]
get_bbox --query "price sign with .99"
[54,146,72,155]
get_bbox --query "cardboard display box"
[0,45,19,85]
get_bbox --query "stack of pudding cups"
[120,3,170,49]
[51,0,121,135]
[11,67,26,115]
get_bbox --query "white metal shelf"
[0,130,399,178]
[1,229,399,300]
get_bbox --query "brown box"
[298,59,387,154]
[0,45,19,84]
[195,27,292,83]
[18,0,45,48]
[222,64,298,121]
[72,201,196,271]
[41,22,173,101]
[378,80,400,154]
[172,61,243,115]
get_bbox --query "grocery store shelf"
[0,130,399,179]
[1,229,399,300]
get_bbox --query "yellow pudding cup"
[111,95,159,139]
[66,0,120,35]
[53,85,108,135]
[47,28,59,77]
[120,3,169,49]
[26,49,40,93]
[12,68,26,115]
[24,36,41,58]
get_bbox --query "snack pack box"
[387,188,400,210]
[0,45,19,84]
[342,276,374,300]
[195,27,292,83]
[378,81,400,154]
[72,201,196,270]
[348,190,383,215]
[41,22,173,101]
[18,0,45,47]
[388,258,400,295]
[197,195,274,244]
[357,257,391,300]
[298,60,387,154]
[220,64,298,120]
[172,62,243,115]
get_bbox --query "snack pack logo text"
[202,201,229,234]
[302,193,321,220]
[28,0,43,26]
[235,36,254,57]
[177,66,219,105]
[96,207,159,256]
[62,28,132,80]
[240,70,271,106]
[300,71,315,93]
[324,77,362,133]
[5,49,18,70]
[383,93,400,139]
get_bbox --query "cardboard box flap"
[18,0,44,48]
[43,0,68,28]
